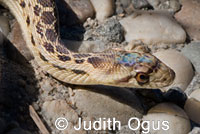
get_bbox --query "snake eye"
[136,72,149,84]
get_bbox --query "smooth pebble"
[142,103,191,134]
[175,0,200,40]
[90,0,114,21]
[184,89,200,125]
[64,0,94,22]
[120,11,186,44]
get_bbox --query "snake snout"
[157,63,175,87]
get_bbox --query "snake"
[0,0,175,89]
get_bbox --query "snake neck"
[1,0,73,60]
[0,0,175,88]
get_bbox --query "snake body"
[0,0,175,88]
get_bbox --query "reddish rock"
[64,0,94,22]
[175,0,200,40]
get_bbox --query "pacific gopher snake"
[0,0,175,88]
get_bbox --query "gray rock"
[115,0,149,15]
[84,17,124,43]
[115,4,124,14]
[181,42,200,73]
[147,0,181,12]
[189,127,200,134]
[115,0,133,15]
[132,0,150,9]
[120,0,132,8]
[185,73,200,96]
[41,80,54,92]
[71,87,144,125]
[42,99,79,123]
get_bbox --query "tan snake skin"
[0,0,175,88]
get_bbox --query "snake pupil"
[139,74,146,80]
[136,73,149,84]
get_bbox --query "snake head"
[116,52,175,89]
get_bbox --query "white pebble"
[184,89,200,125]
[120,11,186,44]
[90,0,114,21]
[142,103,191,134]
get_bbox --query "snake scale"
[0,0,175,88]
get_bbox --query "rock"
[0,16,10,36]
[62,40,106,53]
[185,73,200,96]
[189,127,200,134]
[8,22,33,61]
[181,42,200,73]
[63,0,94,22]
[117,122,141,134]
[63,122,86,134]
[184,98,200,125]
[175,0,200,41]
[142,103,191,134]
[184,89,200,125]
[120,11,186,44]
[83,17,98,28]
[42,99,79,123]
[84,17,124,43]
[95,17,124,43]
[115,0,134,15]
[55,0,80,26]
[115,0,150,15]
[118,0,132,8]
[6,128,31,134]
[40,80,53,92]
[147,0,181,12]
[71,88,144,125]
[90,0,114,21]
[132,0,150,9]
[190,89,200,100]
[153,50,194,91]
